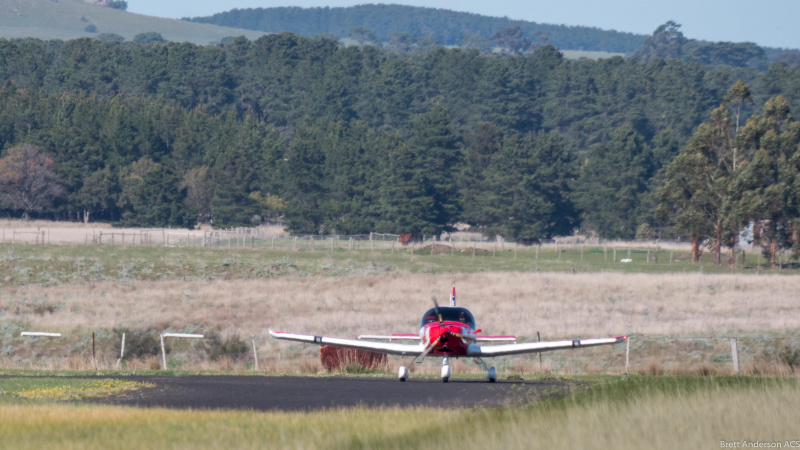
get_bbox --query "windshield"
[420,307,475,329]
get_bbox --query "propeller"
[406,297,469,367]
[431,297,444,327]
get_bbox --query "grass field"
[1,238,799,374]
[0,0,265,44]
[0,377,152,403]
[1,220,799,448]
[0,375,797,449]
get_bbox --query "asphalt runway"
[85,375,579,411]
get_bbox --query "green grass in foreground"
[0,377,153,403]
[0,241,791,286]
[0,375,797,449]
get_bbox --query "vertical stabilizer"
[450,286,456,306]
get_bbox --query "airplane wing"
[467,335,626,357]
[269,329,425,356]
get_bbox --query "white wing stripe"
[358,334,421,341]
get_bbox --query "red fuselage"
[420,321,475,356]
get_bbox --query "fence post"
[625,336,630,374]
[160,333,167,370]
[252,336,259,371]
[537,331,542,370]
[116,333,126,369]
[730,338,740,374]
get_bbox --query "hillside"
[186,4,645,54]
[0,0,265,44]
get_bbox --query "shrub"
[108,1,128,10]
[97,33,125,42]
[203,332,249,361]
[114,328,161,358]
[133,32,167,45]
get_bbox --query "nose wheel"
[441,357,451,382]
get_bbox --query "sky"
[127,0,800,49]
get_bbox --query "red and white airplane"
[269,287,626,382]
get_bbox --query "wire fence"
[6,332,799,375]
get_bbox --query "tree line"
[186,4,645,53]
[187,6,800,66]
[2,34,800,247]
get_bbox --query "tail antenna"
[449,286,456,306]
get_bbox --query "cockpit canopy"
[420,307,476,329]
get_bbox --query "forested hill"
[2,33,800,241]
[185,4,645,53]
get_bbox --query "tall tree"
[117,157,187,227]
[658,106,737,264]
[480,130,577,239]
[378,105,462,235]
[0,144,64,219]
[736,95,800,266]
[577,126,653,240]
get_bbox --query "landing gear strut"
[476,357,497,382]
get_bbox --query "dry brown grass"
[0,220,285,245]
[4,271,800,336]
[3,271,800,373]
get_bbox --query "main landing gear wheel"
[475,357,497,382]
[398,365,409,382]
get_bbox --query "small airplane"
[269,287,626,382]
